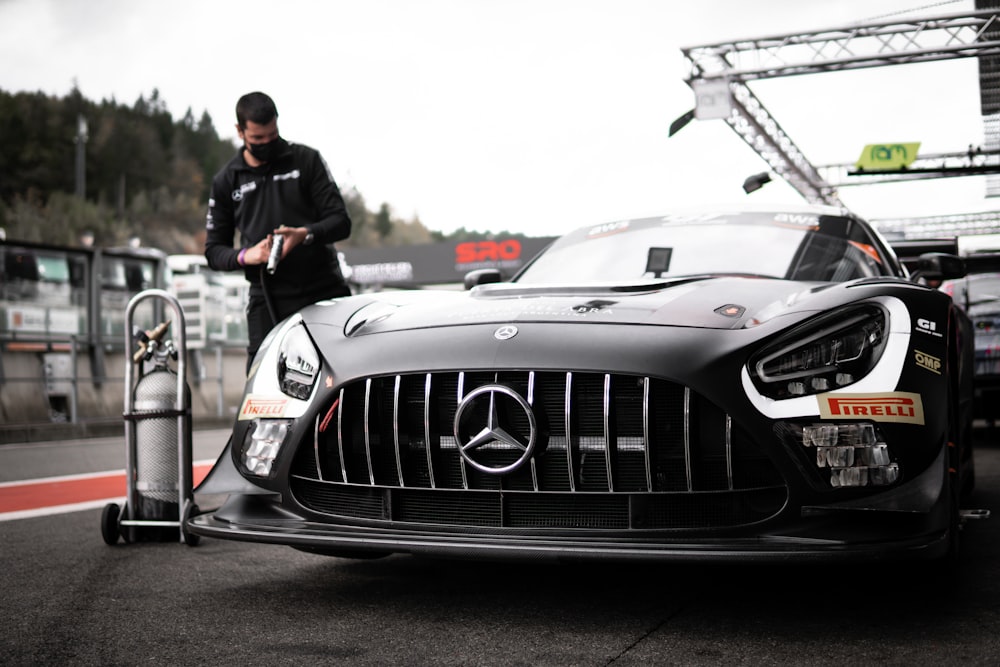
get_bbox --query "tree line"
[0,87,526,253]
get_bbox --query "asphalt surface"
[2,427,1000,665]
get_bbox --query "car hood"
[338,276,843,336]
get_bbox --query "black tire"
[101,503,120,546]
[943,469,962,567]
[182,503,201,547]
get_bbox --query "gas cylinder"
[132,364,191,531]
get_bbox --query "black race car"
[189,206,975,563]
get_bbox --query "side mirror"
[464,268,503,290]
[912,252,966,283]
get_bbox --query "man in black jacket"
[205,91,352,372]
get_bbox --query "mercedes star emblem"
[453,384,537,475]
[494,325,518,340]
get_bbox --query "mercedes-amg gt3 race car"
[189,206,975,563]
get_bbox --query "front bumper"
[188,447,953,563]
[187,492,951,562]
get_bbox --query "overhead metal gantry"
[868,210,1000,239]
[679,8,1000,211]
[817,147,1000,187]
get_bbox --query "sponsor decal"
[351,262,414,284]
[774,213,820,227]
[7,306,47,332]
[455,240,522,265]
[818,392,924,425]
[915,318,943,338]
[914,349,942,375]
[272,169,301,182]
[587,221,630,238]
[450,303,614,321]
[232,181,257,201]
[238,395,289,420]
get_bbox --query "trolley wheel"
[101,503,121,545]
[182,503,201,547]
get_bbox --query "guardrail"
[0,339,244,425]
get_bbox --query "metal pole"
[74,114,88,199]
[69,336,79,424]
[216,345,224,418]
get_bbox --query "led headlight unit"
[277,322,320,400]
[751,305,888,400]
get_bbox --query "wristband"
[237,248,247,266]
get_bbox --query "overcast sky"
[0,0,992,237]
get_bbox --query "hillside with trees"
[0,87,526,252]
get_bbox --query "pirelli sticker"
[238,395,289,420]
[818,392,924,425]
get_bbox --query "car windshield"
[516,211,893,284]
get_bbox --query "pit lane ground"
[1,427,999,665]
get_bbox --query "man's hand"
[242,236,272,266]
[273,225,310,257]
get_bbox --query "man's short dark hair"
[236,92,278,128]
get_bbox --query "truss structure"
[681,8,1000,214]
[684,9,1000,81]
[871,210,1000,239]
[817,147,1000,186]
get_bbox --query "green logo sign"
[855,143,921,171]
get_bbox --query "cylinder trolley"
[101,289,200,546]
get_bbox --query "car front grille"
[289,371,787,531]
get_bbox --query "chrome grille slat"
[364,378,375,485]
[726,414,733,491]
[313,413,323,482]
[457,372,469,490]
[424,373,436,488]
[642,377,652,492]
[393,375,404,487]
[527,371,539,492]
[565,372,576,492]
[683,387,693,493]
[603,374,614,493]
[336,387,348,483]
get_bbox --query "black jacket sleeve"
[204,163,241,271]
[303,149,351,245]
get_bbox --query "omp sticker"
[914,349,942,375]
[238,395,289,420]
[818,392,924,425]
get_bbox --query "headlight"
[750,305,887,400]
[278,323,320,400]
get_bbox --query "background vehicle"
[943,268,1000,423]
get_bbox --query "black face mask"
[246,136,288,163]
